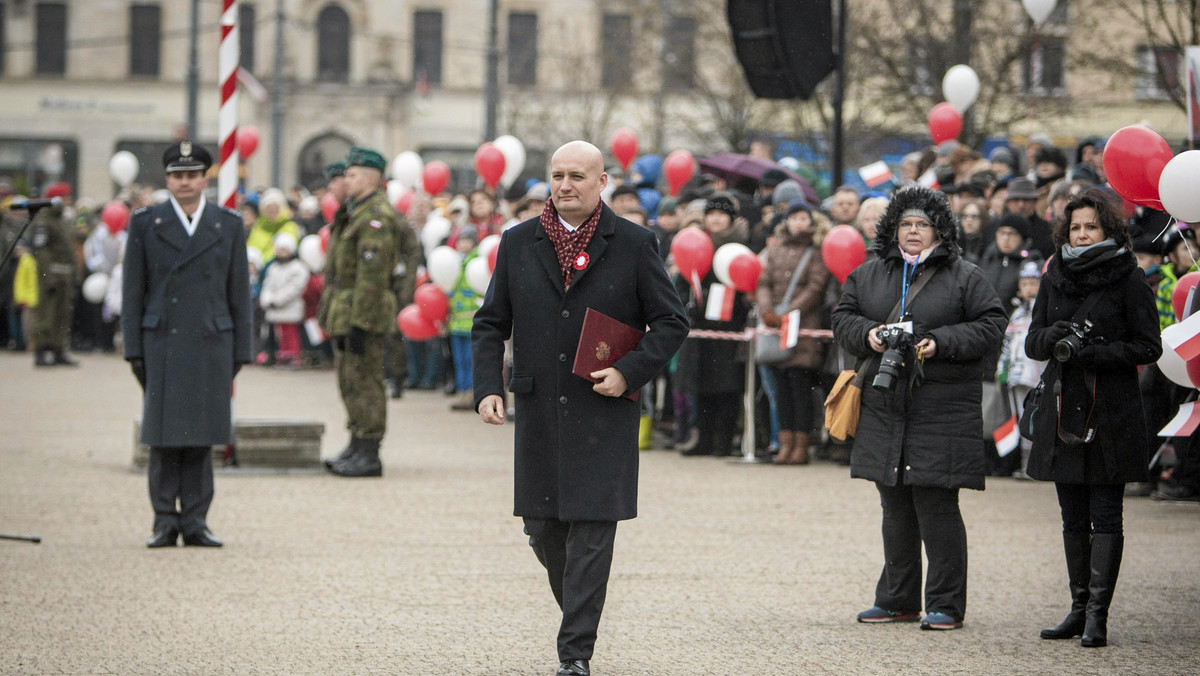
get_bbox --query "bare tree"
[1106,0,1200,113]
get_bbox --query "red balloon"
[1187,357,1200,389]
[727,252,763,294]
[416,269,430,287]
[237,126,260,160]
[101,201,130,234]
[1103,125,1173,210]
[610,128,639,171]
[670,227,714,281]
[320,193,339,223]
[395,189,415,216]
[927,103,963,145]
[1172,271,1200,321]
[318,225,331,253]
[423,161,451,196]
[398,304,439,341]
[822,225,867,284]
[474,143,506,189]
[414,283,449,323]
[664,150,696,197]
[487,243,499,272]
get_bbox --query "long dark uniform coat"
[122,200,253,446]
[832,196,1008,491]
[1024,250,1161,484]
[472,204,689,522]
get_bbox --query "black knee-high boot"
[1040,532,1091,639]
[1081,533,1123,648]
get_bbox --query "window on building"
[36,3,67,76]
[507,12,538,87]
[1135,45,1183,101]
[1024,36,1065,96]
[129,4,161,77]
[601,14,632,90]
[0,3,7,76]
[317,4,350,82]
[663,16,695,92]
[1045,0,1069,26]
[413,10,443,87]
[240,4,256,74]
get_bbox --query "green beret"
[346,146,386,172]
[324,161,347,179]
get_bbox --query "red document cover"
[572,308,645,401]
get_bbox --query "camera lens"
[1053,335,1079,362]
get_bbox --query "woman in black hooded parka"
[832,187,1007,630]
[1024,189,1161,648]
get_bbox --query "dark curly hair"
[873,186,960,258]
[1052,188,1131,250]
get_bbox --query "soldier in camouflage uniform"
[30,186,79,367]
[317,147,400,477]
[385,206,422,399]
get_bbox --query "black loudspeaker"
[727,0,835,100]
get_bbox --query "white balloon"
[109,151,139,187]
[493,135,527,189]
[712,242,753,289]
[427,245,464,293]
[82,272,110,304]
[778,157,801,172]
[1021,0,1057,25]
[477,234,502,266]
[465,256,492,295]
[1160,326,1196,389]
[1159,150,1200,223]
[298,234,325,272]
[420,215,452,254]
[942,64,981,113]
[390,151,424,190]
[386,180,406,205]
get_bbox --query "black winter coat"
[473,205,689,522]
[832,244,1008,490]
[977,241,1025,310]
[1024,248,1161,484]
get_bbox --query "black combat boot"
[329,438,382,477]
[323,438,360,470]
[1081,533,1124,647]
[53,350,79,366]
[1041,532,1091,639]
[34,350,54,367]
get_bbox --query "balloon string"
[1154,215,1177,243]
[691,270,702,304]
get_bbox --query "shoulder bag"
[755,248,814,364]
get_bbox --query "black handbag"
[1017,289,1103,442]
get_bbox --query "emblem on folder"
[595,341,611,361]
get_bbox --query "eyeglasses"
[900,220,934,231]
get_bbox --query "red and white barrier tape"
[687,327,834,341]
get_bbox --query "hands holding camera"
[869,325,936,359]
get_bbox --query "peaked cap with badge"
[346,146,387,172]
[163,140,213,173]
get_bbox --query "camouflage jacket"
[30,207,77,286]
[317,190,399,336]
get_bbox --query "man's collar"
[169,193,206,221]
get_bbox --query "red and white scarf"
[540,197,602,289]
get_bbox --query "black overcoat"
[122,200,253,447]
[473,205,689,522]
[832,245,1008,490]
[1024,250,1161,484]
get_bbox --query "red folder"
[572,308,645,401]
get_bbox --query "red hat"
[44,182,71,200]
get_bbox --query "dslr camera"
[872,327,915,391]
[1053,319,1093,362]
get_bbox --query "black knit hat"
[705,194,737,218]
[995,213,1031,241]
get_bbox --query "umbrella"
[698,153,819,204]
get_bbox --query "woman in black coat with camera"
[1025,189,1161,648]
[833,187,1007,631]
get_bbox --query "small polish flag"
[918,167,940,190]
[1165,311,1200,362]
[705,283,735,322]
[1159,402,1200,437]
[993,415,1019,457]
[779,310,801,350]
[859,161,894,188]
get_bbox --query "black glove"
[348,326,366,355]
[130,358,146,390]
[1046,320,1073,343]
[233,362,242,379]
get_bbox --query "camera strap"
[854,268,937,389]
[1052,289,1105,446]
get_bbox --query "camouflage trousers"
[32,282,73,351]
[334,331,386,440]
[384,330,409,385]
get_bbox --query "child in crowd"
[258,233,310,368]
[997,259,1046,479]
[11,243,37,351]
[448,226,481,410]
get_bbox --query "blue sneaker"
[857,606,921,623]
[920,612,963,630]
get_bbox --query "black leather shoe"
[34,351,54,367]
[53,351,79,366]
[146,527,179,548]
[557,659,589,676]
[182,529,224,547]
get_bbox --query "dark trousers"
[523,518,617,662]
[1055,483,1124,535]
[772,366,816,432]
[148,446,214,535]
[695,392,740,455]
[875,483,968,621]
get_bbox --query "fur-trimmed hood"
[872,186,961,259]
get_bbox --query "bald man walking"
[473,141,688,675]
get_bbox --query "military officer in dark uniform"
[318,147,400,478]
[385,203,422,398]
[30,183,79,366]
[473,141,689,676]
[122,141,253,548]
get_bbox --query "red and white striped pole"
[218,0,240,209]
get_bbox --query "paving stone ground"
[1,351,1198,675]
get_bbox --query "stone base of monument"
[132,419,325,472]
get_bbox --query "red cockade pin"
[573,252,589,270]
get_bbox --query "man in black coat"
[122,141,253,548]
[473,141,688,676]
